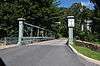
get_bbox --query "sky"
[58,0,94,9]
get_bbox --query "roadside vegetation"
[0,0,100,39]
[0,0,100,50]
[73,44,100,60]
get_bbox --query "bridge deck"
[0,39,99,66]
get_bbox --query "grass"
[94,41,100,45]
[72,44,100,61]
[94,39,100,45]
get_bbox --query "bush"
[78,31,88,41]
[77,31,96,42]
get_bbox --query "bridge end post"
[17,18,25,45]
[67,16,75,45]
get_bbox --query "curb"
[69,44,100,65]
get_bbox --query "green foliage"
[91,0,100,37]
[77,31,96,42]
[78,31,87,41]
[65,3,97,42]
[73,45,100,60]
[0,1,98,39]
[0,0,64,38]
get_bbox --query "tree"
[63,3,95,41]
[90,0,100,34]
[0,0,62,38]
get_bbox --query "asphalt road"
[0,39,99,66]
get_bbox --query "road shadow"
[0,57,6,66]
[65,41,76,54]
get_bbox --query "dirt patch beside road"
[0,44,16,49]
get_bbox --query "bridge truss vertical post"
[17,18,25,45]
[44,30,46,37]
[30,28,33,37]
[42,30,44,37]
[37,28,39,37]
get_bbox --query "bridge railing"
[21,37,54,45]
[17,18,55,45]
[0,18,55,45]
[0,37,54,45]
[0,37,18,45]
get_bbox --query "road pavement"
[0,39,99,66]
